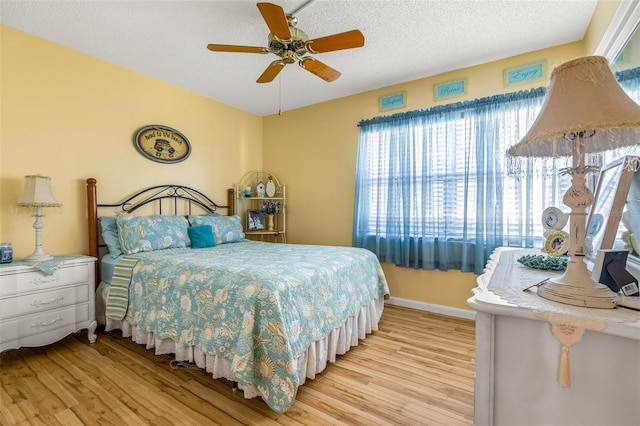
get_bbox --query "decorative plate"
[587,213,604,237]
[542,207,567,230]
[545,231,570,256]
[266,178,276,197]
[134,125,191,163]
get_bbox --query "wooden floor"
[0,305,475,425]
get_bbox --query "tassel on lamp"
[16,175,62,262]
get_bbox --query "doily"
[485,248,638,323]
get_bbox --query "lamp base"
[22,252,53,263]
[538,274,620,309]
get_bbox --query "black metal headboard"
[86,178,236,286]
[97,184,228,215]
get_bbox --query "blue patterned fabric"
[116,214,190,254]
[188,215,244,244]
[99,216,123,258]
[107,240,389,412]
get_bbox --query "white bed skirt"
[96,282,384,400]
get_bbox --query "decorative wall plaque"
[134,125,191,163]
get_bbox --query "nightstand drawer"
[0,303,90,348]
[0,263,92,297]
[0,284,90,320]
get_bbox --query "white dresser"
[0,255,97,352]
[468,248,640,426]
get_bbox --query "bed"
[86,178,390,413]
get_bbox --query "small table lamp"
[509,56,640,308]
[16,175,62,262]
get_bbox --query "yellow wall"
[0,25,263,259]
[584,0,620,55]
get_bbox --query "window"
[354,76,640,274]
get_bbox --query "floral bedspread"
[108,240,389,412]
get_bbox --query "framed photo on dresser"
[585,155,639,263]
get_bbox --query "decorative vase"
[267,214,275,231]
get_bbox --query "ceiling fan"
[206,1,365,83]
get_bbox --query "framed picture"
[247,209,265,230]
[503,60,547,87]
[378,91,406,112]
[585,155,640,263]
[545,230,569,256]
[433,78,467,101]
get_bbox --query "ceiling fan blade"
[299,57,341,82]
[207,44,268,54]
[306,29,365,53]
[257,60,286,83]
[257,2,291,40]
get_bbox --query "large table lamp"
[508,56,640,308]
[16,174,62,262]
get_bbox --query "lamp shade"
[16,175,62,207]
[508,56,640,157]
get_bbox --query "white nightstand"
[0,255,97,352]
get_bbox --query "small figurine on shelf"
[256,181,265,197]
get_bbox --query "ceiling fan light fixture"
[282,50,296,64]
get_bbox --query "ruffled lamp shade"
[16,175,62,262]
[509,56,640,157]
[509,56,640,308]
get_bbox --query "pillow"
[188,215,245,244]
[98,216,123,258]
[116,214,190,255]
[188,225,216,248]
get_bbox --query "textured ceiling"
[1,0,599,116]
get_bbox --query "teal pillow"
[188,215,245,244]
[98,216,123,258]
[116,214,190,254]
[188,225,216,248]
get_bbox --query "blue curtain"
[354,88,554,274]
[618,67,640,98]
[355,69,640,275]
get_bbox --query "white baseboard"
[385,296,476,321]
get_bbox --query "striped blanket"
[105,255,140,320]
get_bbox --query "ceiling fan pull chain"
[278,74,283,116]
